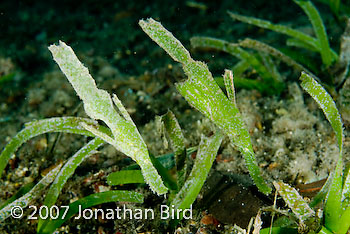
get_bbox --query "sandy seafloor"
[0,0,349,233]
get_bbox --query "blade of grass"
[294,0,336,67]
[239,38,313,75]
[300,72,343,154]
[286,38,319,52]
[280,47,320,74]
[0,163,62,222]
[107,170,145,185]
[0,182,34,210]
[170,130,223,210]
[309,174,332,208]
[123,147,197,171]
[38,190,144,234]
[232,59,251,77]
[228,7,338,66]
[318,226,334,234]
[337,204,350,233]
[148,152,178,190]
[0,117,101,178]
[324,159,344,232]
[259,227,297,234]
[300,72,344,232]
[160,110,187,189]
[49,41,167,195]
[140,18,271,194]
[215,75,272,93]
[228,11,318,50]
[258,52,282,83]
[37,137,104,231]
[191,36,283,95]
[191,37,274,79]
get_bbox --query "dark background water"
[0,0,317,77]
[0,0,345,113]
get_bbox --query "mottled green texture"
[190,36,284,95]
[300,72,350,234]
[38,191,144,234]
[294,0,334,67]
[138,20,191,64]
[148,152,178,191]
[228,0,338,68]
[0,163,62,222]
[260,227,297,234]
[238,38,312,75]
[160,110,187,189]
[318,226,334,234]
[191,37,270,79]
[37,138,104,231]
[48,41,167,195]
[0,117,98,178]
[301,73,343,226]
[300,72,343,154]
[171,131,223,210]
[273,181,315,221]
[139,18,271,195]
[302,71,345,221]
[107,170,145,185]
[228,11,315,45]
[325,159,344,232]
[338,203,350,234]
